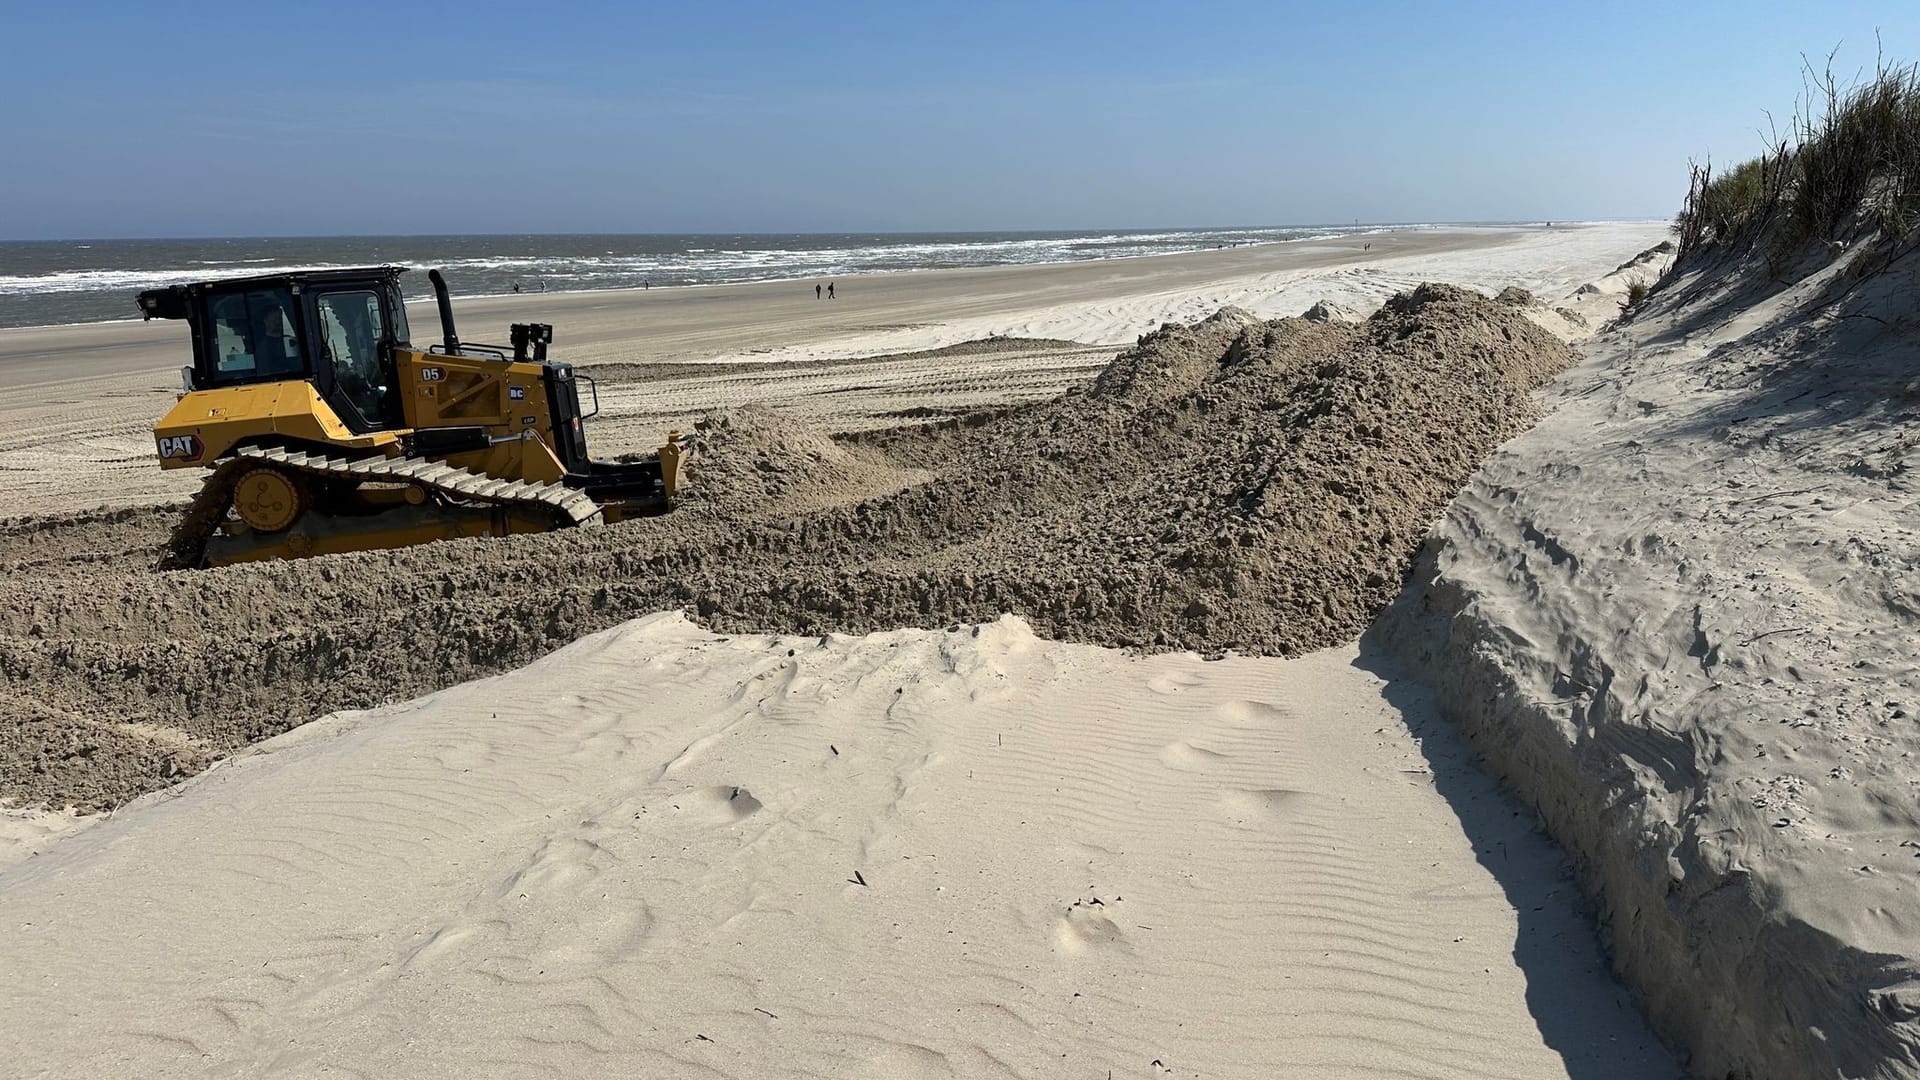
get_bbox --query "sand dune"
[0,614,1676,1078]
[1380,237,1920,1074]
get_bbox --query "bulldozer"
[140,266,685,568]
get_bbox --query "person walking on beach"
[815,283,822,300]
[827,282,836,299]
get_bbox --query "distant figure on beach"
[816,284,822,300]
[511,282,521,294]
[643,280,650,290]
[828,282,836,299]
[1363,243,1371,251]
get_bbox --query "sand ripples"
[0,614,1673,1077]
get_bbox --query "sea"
[0,227,1386,330]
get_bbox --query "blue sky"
[3,0,1918,238]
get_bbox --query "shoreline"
[0,224,1567,391]
[0,220,1662,336]
[0,221,1670,517]
[1,225,1369,332]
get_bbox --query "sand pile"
[679,404,931,512]
[1299,299,1359,323]
[840,287,1571,658]
[0,284,1574,811]
[1375,239,1920,1077]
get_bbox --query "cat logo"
[421,367,445,382]
[157,434,203,462]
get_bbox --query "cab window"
[207,288,303,381]
[387,294,410,345]
[316,291,390,424]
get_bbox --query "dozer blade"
[565,433,693,522]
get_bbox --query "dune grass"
[1674,56,1920,262]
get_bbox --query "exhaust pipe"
[427,269,460,355]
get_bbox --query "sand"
[1,286,1579,812]
[0,223,1702,1077]
[1377,238,1920,1077]
[0,613,1677,1078]
[0,223,1667,516]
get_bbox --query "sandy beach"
[0,225,1570,385]
[0,222,1712,1078]
[19,210,1914,1077]
[0,223,1661,516]
[15,0,1920,1070]
[0,615,1677,1078]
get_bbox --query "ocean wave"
[0,263,360,295]
[0,225,1394,325]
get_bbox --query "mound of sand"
[680,405,931,513]
[1375,241,1920,1076]
[1300,299,1360,323]
[0,284,1576,811]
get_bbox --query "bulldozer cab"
[139,267,413,434]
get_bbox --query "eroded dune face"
[2,286,1574,812]
[0,614,1672,1079]
[1379,244,1920,1078]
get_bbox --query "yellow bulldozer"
[140,266,685,568]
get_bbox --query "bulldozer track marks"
[157,446,602,570]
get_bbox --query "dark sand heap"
[0,284,1573,811]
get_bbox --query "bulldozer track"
[156,446,602,570]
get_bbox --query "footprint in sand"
[526,901,655,974]
[1157,740,1230,770]
[405,918,506,969]
[1053,897,1132,955]
[1146,670,1203,696]
[1218,699,1289,727]
[675,785,764,824]
[410,830,658,978]
[565,728,635,763]
[496,836,612,897]
[658,731,728,778]
[1217,787,1307,823]
[849,1044,955,1079]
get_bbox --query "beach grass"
[1673,56,1920,261]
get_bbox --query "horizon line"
[1,218,1673,245]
